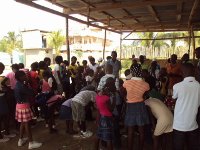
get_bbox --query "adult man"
[172,63,200,150]
[106,51,121,78]
[139,55,149,70]
[166,54,182,95]
[89,57,99,73]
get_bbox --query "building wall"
[24,49,53,68]
[22,30,42,49]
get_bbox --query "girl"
[95,77,116,150]
[14,71,42,149]
[123,65,150,150]
[41,70,62,133]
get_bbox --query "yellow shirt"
[68,65,78,78]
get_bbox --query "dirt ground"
[0,115,155,150]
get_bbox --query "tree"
[0,32,22,54]
[48,30,65,55]
[4,32,22,54]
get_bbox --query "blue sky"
[0,0,66,38]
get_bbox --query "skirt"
[59,105,72,120]
[125,102,149,126]
[15,103,33,122]
[97,116,113,142]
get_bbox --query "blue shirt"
[14,81,34,103]
[106,59,121,77]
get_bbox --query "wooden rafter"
[147,5,160,22]
[64,0,186,14]
[188,0,200,26]
[122,9,140,23]
[79,0,126,27]
[176,1,183,22]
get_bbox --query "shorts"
[71,101,85,122]
[59,105,72,120]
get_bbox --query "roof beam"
[147,5,160,22]
[65,0,185,14]
[188,0,200,26]
[79,0,126,26]
[89,16,140,23]
[123,36,200,40]
[15,0,121,34]
[177,1,183,22]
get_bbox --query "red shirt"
[96,95,112,117]
[29,71,39,92]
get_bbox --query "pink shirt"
[96,95,112,117]
[6,72,17,90]
[42,79,51,92]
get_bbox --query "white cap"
[98,57,103,62]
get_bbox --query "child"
[62,60,71,99]
[2,64,19,126]
[59,98,77,134]
[123,65,150,150]
[71,90,96,138]
[85,69,95,86]
[94,66,105,86]
[75,66,86,94]
[14,71,42,149]
[0,62,16,142]
[172,63,200,150]
[68,56,78,97]
[53,56,63,95]
[159,68,168,97]
[29,62,40,119]
[95,77,116,150]
[38,61,46,80]
[124,69,132,80]
[145,98,173,150]
[40,70,62,133]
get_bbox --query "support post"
[66,17,70,62]
[188,29,191,55]
[103,29,107,60]
[191,27,196,60]
[120,33,122,77]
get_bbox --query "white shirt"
[89,64,99,73]
[72,90,96,106]
[172,77,200,131]
[53,64,61,84]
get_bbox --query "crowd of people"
[0,49,200,150]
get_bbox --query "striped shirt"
[72,90,96,106]
[123,77,149,103]
[97,74,119,91]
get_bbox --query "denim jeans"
[173,129,200,150]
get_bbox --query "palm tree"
[48,30,65,55]
[4,31,22,54]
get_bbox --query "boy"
[0,62,16,142]
[172,63,200,150]
[71,90,96,138]
[53,56,63,94]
